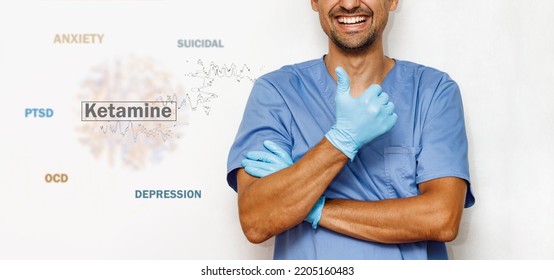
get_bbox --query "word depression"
[81,101,177,121]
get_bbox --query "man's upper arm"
[416,77,475,207]
[226,77,293,191]
[419,177,467,210]
[418,176,467,241]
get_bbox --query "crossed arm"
[237,67,468,244]
[237,138,467,244]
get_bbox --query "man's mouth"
[336,16,368,25]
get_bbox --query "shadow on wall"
[447,207,475,259]
[382,0,401,56]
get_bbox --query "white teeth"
[338,16,366,24]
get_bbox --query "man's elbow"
[239,214,273,244]
[239,211,303,244]
[432,210,462,242]
[435,224,460,242]
[242,225,271,244]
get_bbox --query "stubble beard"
[329,28,378,55]
[327,6,380,55]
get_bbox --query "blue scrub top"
[227,57,475,260]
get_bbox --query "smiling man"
[227,0,475,260]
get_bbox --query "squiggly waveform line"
[97,60,257,141]
[99,120,189,142]
[177,59,257,115]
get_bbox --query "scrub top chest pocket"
[383,146,421,199]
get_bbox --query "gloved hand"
[242,140,326,230]
[241,140,293,178]
[325,67,398,160]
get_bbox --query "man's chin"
[331,38,376,55]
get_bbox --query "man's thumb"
[335,67,350,95]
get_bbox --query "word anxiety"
[53,33,105,44]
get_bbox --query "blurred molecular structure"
[76,55,257,169]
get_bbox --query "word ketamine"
[81,101,177,121]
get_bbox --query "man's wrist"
[325,126,358,160]
[305,196,326,229]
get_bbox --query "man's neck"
[324,39,395,97]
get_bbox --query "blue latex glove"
[241,140,293,178]
[304,196,326,229]
[325,67,398,160]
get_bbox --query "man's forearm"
[318,177,468,243]
[237,138,348,243]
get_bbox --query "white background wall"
[384,0,554,259]
[0,0,553,260]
